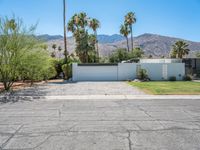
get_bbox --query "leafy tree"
[52,58,64,78]
[125,12,136,51]
[170,41,190,58]
[0,17,55,91]
[109,47,144,63]
[120,24,130,52]
[89,18,100,61]
[21,49,56,85]
[109,49,129,63]
[62,54,80,79]
[130,47,144,58]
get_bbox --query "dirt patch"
[0,81,46,92]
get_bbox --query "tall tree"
[63,0,68,63]
[120,24,130,52]
[58,46,62,58]
[89,18,100,61]
[171,41,190,58]
[52,44,57,51]
[0,17,56,91]
[125,12,136,51]
[78,12,88,29]
[68,12,100,63]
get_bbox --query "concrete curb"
[1,95,200,101]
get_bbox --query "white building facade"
[72,59,185,81]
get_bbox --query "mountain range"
[40,33,200,58]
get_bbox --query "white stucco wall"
[167,63,185,80]
[118,63,137,80]
[140,63,163,80]
[72,64,118,81]
[72,63,185,81]
[140,59,182,63]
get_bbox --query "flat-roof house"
[72,59,185,81]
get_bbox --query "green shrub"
[109,48,144,63]
[52,58,65,78]
[0,16,57,89]
[138,69,148,80]
[62,64,72,80]
[169,76,176,81]
[183,75,192,81]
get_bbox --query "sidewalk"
[1,95,200,101]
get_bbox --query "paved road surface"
[0,97,200,150]
[0,82,200,149]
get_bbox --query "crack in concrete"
[136,105,165,129]
[33,135,52,149]
[127,130,132,150]
[1,125,24,149]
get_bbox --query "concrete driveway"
[7,81,146,96]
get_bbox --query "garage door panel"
[77,66,118,81]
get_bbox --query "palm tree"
[120,24,130,52]
[63,0,68,63]
[52,44,57,56]
[125,12,136,51]
[89,18,100,61]
[52,44,57,51]
[58,46,62,58]
[171,41,190,58]
[78,12,88,29]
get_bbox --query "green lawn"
[128,81,200,95]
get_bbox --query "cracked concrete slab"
[1,87,200,149]
[130,130,200,150]
[34,132,129,150]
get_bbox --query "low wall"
[72,63,185,81]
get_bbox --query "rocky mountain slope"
[43,33,200,58]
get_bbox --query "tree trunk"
[126,36,130,52]
[95,31,99,62]
[130,25,134,51]
[30,80,34,86]
[63,0,68,63]
[63,0,69,80]
[3,81,13,91]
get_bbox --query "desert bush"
[62,64,72,79]
[52,58,65,78]
[183,75,192,81]
[0,16,56,90]
[109,48,144,63]
[169,76,176,81]
[138,69,148,80]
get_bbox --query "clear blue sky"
[0,0,200,41]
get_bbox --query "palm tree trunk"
[95,31,99,62]
[63,0,69,80]
[130,25,133,51]
[63,0,68,63]
[126,36,130,52]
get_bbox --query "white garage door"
[75,65,118,81]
